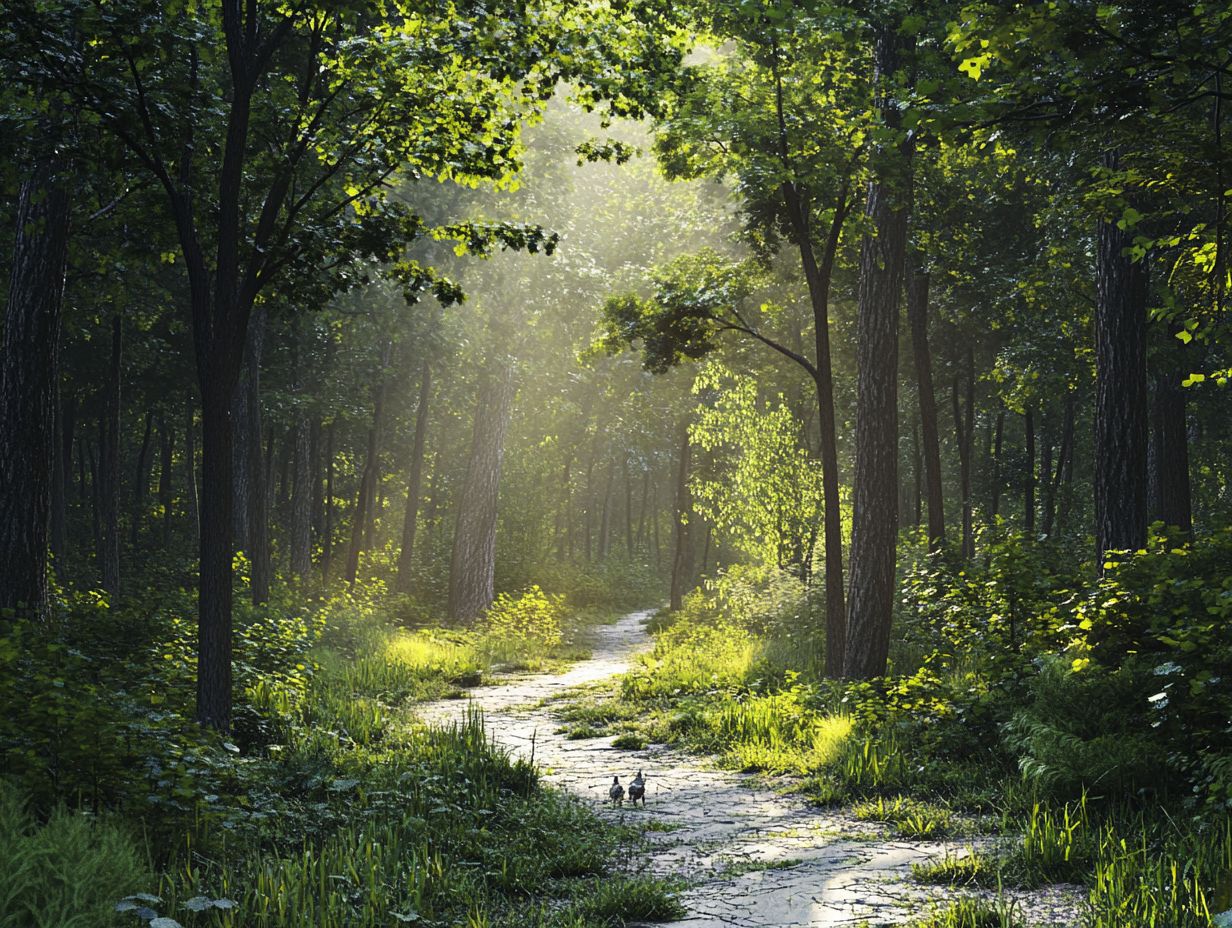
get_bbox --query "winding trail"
[418,610,1081,927]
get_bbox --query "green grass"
[912,852,995,887]
[909,897,1021,928]
[852,795,956,839]
[0,784,151,928]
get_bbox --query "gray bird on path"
[628,770,646,807]
[609,775,625,806]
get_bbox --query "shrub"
[479,586,566,669]
[0,783,150,928]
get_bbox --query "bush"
[0,783,150,928]
[479,585,566,669]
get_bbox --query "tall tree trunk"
[245,307,270,604]
[624,455,635,557]
[844,26,912,680]
[290,415,312,581]
[669,417,694,612]
[598,459,614,561]
[100,315,123,597]
[184,394,200,541]
[1023,407,1036,536]
[131,410,154,547]
[346,342,391,585]
[990,408,1005,523]
[88,435,101,562]
[637,467,650,549]
[1095,150,1149,559]
[231,373,252,550]
[1040,412,1056,537]
[907,267,945,549]
[288,327,312,583]
[1042,393,1073,538]
[911,419,922,528]
[448,361,516,621]
[785,183,849,676]
[952,370,974,559]
[196,372,234,731]
[395,362,432,593]
[310,418,323,546]
[0,166,70,620]
[322,422,335,580]
[50,388,72,572]
[158,415,174,547]
[1058,394,1076,534]
[1149,364,1193,535]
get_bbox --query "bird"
[608,775,625,806]
[628,770,646,807]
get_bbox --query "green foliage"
[1088,816,1232,928]
[851,795,955,839]
[912,853,994,887]
[689,363,825,575]
[999,797,1098,887]
[908,897,1020,928]
[563,876,686,925]
[0,783,150,928]
[479,586,566,670]
[0,583,681,928]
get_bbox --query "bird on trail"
[609,775,625,806]
[628,770,646,807]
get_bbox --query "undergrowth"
[0,579,672,928]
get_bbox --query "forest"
[2,1,1231,926]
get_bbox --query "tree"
[0,163,71,620]
[843,25,913,680]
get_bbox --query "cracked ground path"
[417,611,1083,927]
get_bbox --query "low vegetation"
[574,532,1232,925]
[0,579,670,928]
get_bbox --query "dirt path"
[418,610,1081,927]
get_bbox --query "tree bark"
[623,455,635,558]
[244,308,271,604]
[844,26,912,680]
[322,422,335,580]
[1094,150,1149,559]
[290,414,312,581]
[1042,393,1073,538]
[448,361,516,621]
[0,166,70,620]
[1149,364,1192,535]
[346,342,392,585]
[990,408,1005,523]
[598,459,615,561]
[952,367,974,559]
[907,267,945,549]
[184,394,200,541]
[1023,407,1036,536]
[776,55,850,676]
[100,315,122,597]
[158,415,174,546]
[131,410,154,547]
[669,417,694,612]
[50,388,73,572]
[395,362,432,593]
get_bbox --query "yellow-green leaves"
[958,53,992,81]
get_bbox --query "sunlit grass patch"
[909,896,1021,928]
[384,629,481,676]
[913,851,995,886]
[852,794,955,839]
[710,693,854,775]
[622,622,761,699]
